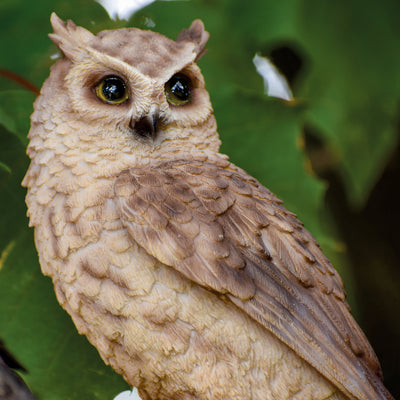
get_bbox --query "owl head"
[29,13,220,171]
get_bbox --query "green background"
[0,0,399,398]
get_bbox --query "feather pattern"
[115,156,392,400]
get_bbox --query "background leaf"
[0,91,36,145]
[297,0,400,206]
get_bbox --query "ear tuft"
[177,20,209,61]
[48,13,96,61]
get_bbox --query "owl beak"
[131,106,159,140]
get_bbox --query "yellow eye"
[95,76,129,104]
[165,74,191,106]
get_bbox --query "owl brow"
[86,47,153,85]
[82,70,121,88]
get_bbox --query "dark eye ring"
[164,74,192,106]
[95,76,129,104]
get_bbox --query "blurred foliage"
[0,0,399,399]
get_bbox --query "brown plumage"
[22,13,393,400]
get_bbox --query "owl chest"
[31,177,160,310]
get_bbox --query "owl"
[22,13,393,400]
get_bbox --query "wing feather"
[115,157,392,400]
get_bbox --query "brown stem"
[0,69,40,95]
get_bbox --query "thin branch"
[0,69,40,95]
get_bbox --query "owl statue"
[22,13,393,400]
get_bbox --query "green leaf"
[0,126,29,253]
[296,0,400,206]
[0,90,36,145]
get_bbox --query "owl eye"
[165,74,191,106]
[95,76,129,104]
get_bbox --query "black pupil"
[169,76,190,100]
[102,77,126,101]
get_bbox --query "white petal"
[253,53,293,101]
[96,0,156,21]
[113,387,142,400]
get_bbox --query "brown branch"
[0,69,40,95]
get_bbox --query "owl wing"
[114,157,392,400]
